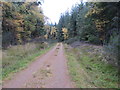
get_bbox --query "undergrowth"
[65,44,118,88]
[2,42,54,80]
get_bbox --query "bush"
[103,35,120,66]
[88,35,101,45]
[65,37,79,44]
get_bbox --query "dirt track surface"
[3,43,73,88]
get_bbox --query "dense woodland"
[2,2,45,47]
[1,1,120,66]
[57,2,120,66]
[1,1,120,88]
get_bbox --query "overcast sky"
[41,0,83,24]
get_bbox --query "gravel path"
[3,43,73,88]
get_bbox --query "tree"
[2,1,45,48]
[57,14,65,41]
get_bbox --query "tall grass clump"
[2,42,52,79]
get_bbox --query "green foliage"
[65,37,78,44]
[57,14,65,41]
[87,35,101,44]
[57,2,119,66]
[104,35,120,66]
[69,6,78,37]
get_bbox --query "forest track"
[3,43,73,88]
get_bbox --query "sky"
[41,0,83,24]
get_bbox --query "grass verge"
[2,42,55,80]
[64,44,118,88]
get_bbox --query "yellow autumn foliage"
[50,27,57,35]
[16,27,24,32]
[62,28,68,40]
[44,34,48,39]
